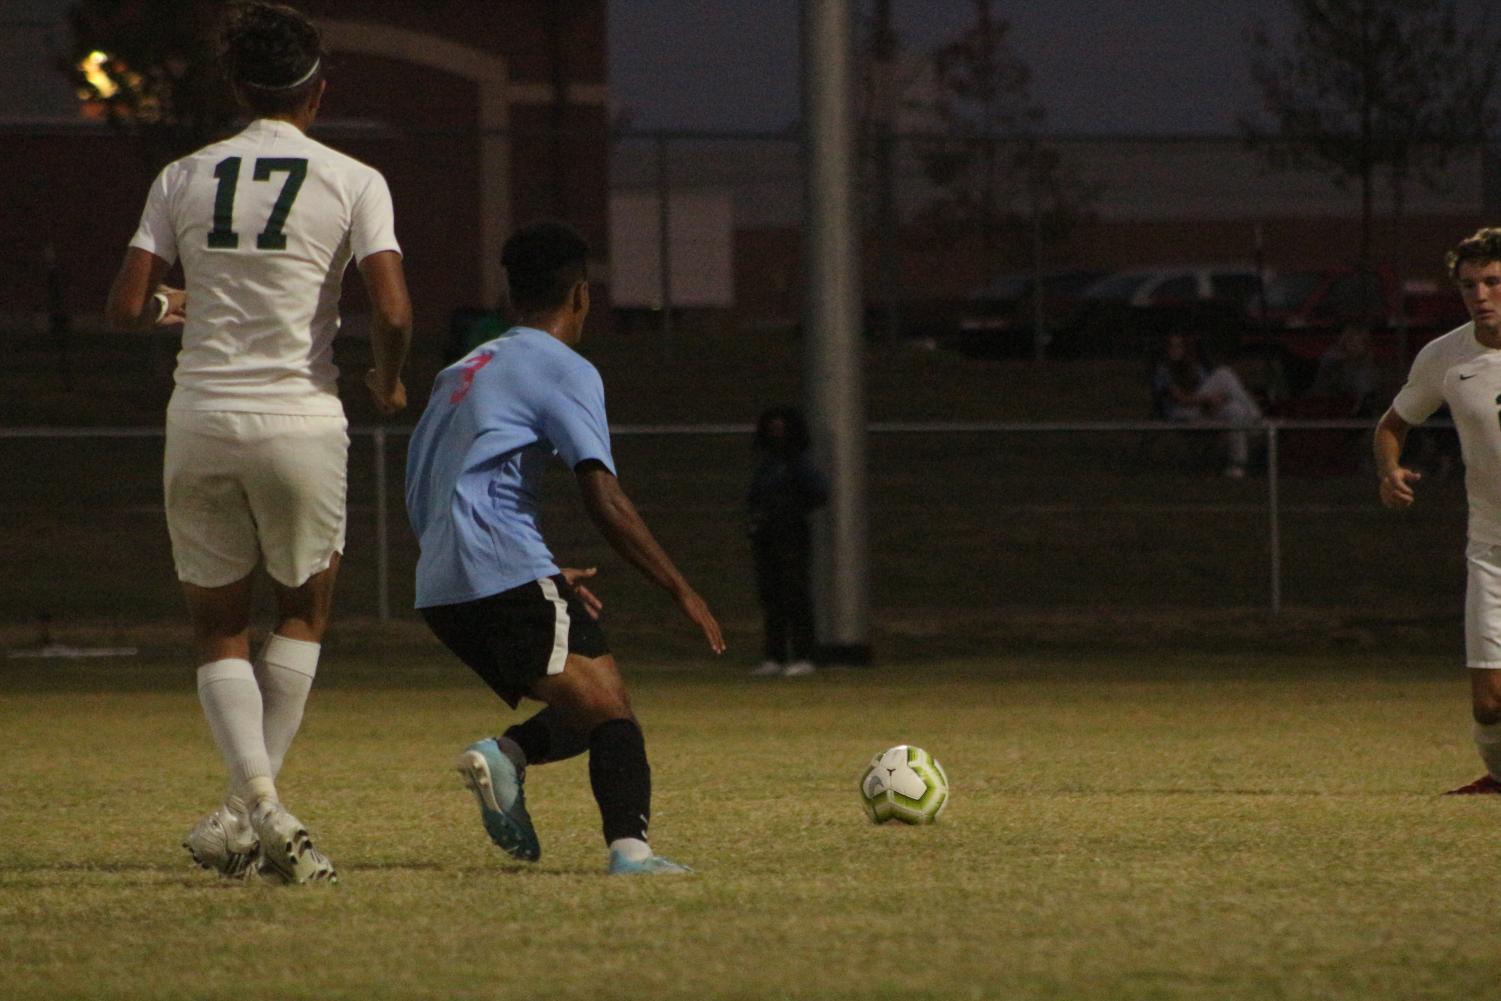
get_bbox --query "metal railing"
[0,419,1461,625]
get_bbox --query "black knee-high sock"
[503,706,590,766]
[587,718,651,845]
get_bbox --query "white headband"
[245,57,320,91]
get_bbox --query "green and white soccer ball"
[858,745,949,824]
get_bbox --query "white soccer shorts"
[164,410,349,589]
[1466,540,1501,669]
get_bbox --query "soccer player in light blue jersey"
[406,221,724,874]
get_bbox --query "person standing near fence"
[406,220,724,875]
[105,1,412,882]
[1375,227,1501,795]
[746,406,827,676]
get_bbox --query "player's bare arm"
[1374,407,1420,509]
[105,247,186,332]
[575,461,725,654]
[358,249,412,414]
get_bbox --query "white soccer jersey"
[129,118,400,416]
[1392,322,1501,543]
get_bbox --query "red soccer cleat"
[1444,774,1501,795]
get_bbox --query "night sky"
[607,0,1293,135]
[8,1,1496,135]
[4,0,1299,135]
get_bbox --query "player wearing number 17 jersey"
[1376,227,1501,795]
[105,2,412,883]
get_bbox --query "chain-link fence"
[0,124,1486,645]
[0,421,1467,633]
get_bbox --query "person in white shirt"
[105,1,412,881]
[1375,227,1501,795]
[1195,350,1263,479]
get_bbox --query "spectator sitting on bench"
[1195,341,1264,478]
[1151,332,1207,421]
[1151,333,1263,478]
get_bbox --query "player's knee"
[571,680,632,726]
[272,562,339,637]
[540,656,632,728]
[279,608,332,639]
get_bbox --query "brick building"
[0,1,610,334]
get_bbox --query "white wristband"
[151,292,170,325]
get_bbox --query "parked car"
[951,269,1105,357]
[1243,264,1470,391]
[1063,265,1265,357]
[1249,265,1468,352]
[1081,265,1265,310]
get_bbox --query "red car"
[1249,265,1469,363]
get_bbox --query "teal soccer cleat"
[456,738,541,861]
[608,849,693,876]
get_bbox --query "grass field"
[2,320,1484,999]
[3,631,1497,1001]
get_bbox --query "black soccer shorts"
[420,575,609,708]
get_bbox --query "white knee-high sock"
[255,634,320,779]
[1474,720,1501,780]
[196,659,276,804]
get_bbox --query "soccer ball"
[858,745,949,824]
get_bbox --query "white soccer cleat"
[251,801,338,885]
[748,660,783,677]
[183,802,260,878]
[781,660,816,677]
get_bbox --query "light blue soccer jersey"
[405,327,616,607]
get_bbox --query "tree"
[59,0,238,172]
[859,0,903,342]
[914,0,1093,279]
[1243,0,1501,265]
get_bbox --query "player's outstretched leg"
[251,800,337,884]
[528,653,690,874]
[456,737,541,861]
[589,718,691,876]
[183,798,259,878]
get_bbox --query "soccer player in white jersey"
[406,221,724,874]
[1375,227,1501,794]
[104,2,412,881]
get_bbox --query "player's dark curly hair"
[219,2,323,116]
[502,221,590,315]
[1447,227,1501,279]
